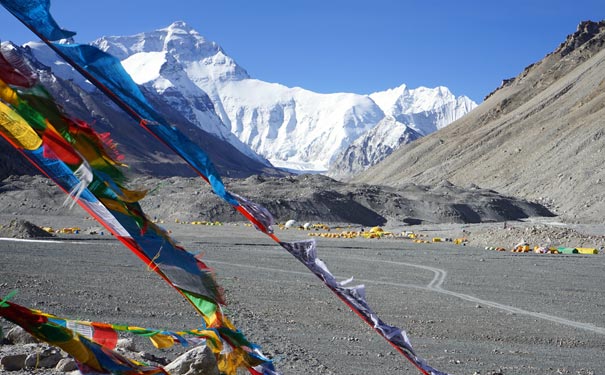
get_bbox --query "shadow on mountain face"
[241,195,387,227]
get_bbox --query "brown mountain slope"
[355,21,605,223]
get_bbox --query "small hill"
[355,21,605,223]
[0,219,54,239]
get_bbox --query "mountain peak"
[166,21,192,30]
[90,23,250,81]
[162,21,203,39]
[556,20,605,57]
[485,19,605,101]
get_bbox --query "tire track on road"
[210,255,605,336]
[346,256,605,336]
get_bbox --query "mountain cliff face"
[327,116,423,180]
[211,80,384,172]
[355,20,605,223]
[87,22,475,173]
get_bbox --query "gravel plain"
[1,212,604,375]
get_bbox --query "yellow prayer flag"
[0,101,42,150]
[149,334,175,349]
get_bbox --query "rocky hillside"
[136,175,552,226]
[0,174,552,227]
[355,21,605,223]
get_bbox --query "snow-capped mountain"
[26,34,266,166]
[327,85,477,179]
[370,84,477,135]
[327,116,423,180]
[213,80,384,171]
[10,40,276,178]
[89,22,387,172]
[25,21,477,174]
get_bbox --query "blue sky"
[0,1,604,102]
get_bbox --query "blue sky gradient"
[0,0,604,102]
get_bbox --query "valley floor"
[1,215,604,375]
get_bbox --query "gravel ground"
[1,215,604,375]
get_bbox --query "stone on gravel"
[0,353,27,371]
[24,347,63,369]
[56,357,78,371]
[116,338,137,352]
[0,326,9,345]
[164,345,219,375]
[6,326,38,345]
[138,351,168,366]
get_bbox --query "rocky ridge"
[138,175,553,226]
[467,222,605,250]
[0,174,552,228]
[0,219,54,239]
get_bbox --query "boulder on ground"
[24,347,63,369]
[56,357,78,371]
[6,326,38,345]
[116,338,136,352]
[164,345,219,375]
[0,353,27,371]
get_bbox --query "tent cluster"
[175,220,224,226]
[486,244,599,254]
[0,1,450,375]
[42,225,112,235]
[43,226,81,234]
[308,226,395,239]
[305,228,469,244]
